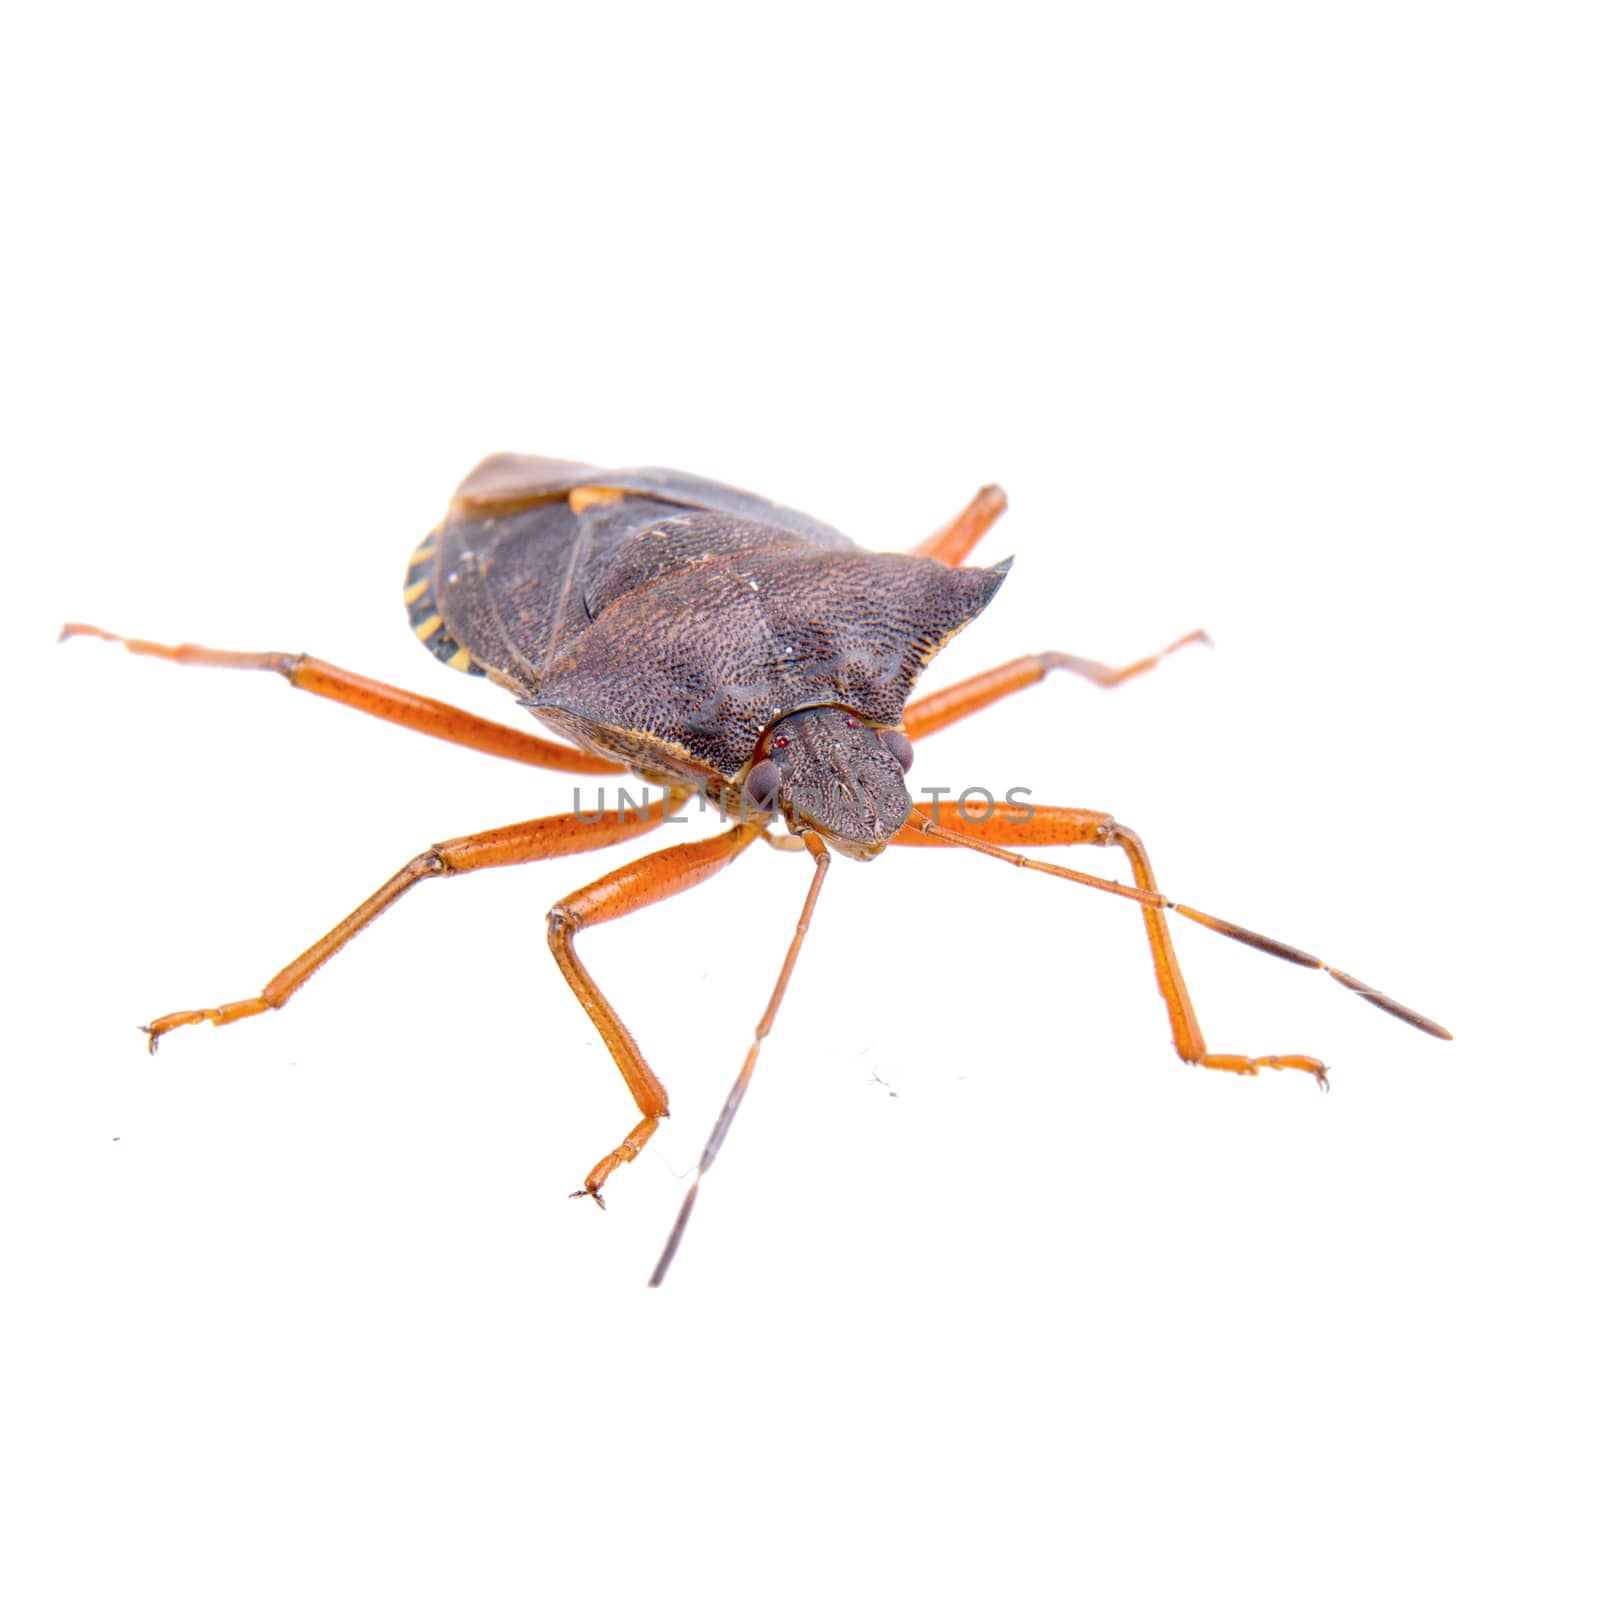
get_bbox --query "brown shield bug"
[64,454,1450,1281]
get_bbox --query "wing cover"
[422,458,1010,780]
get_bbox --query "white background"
[6,4,1595,1595]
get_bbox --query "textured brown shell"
[415,456,1009,787]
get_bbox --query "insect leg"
[547,823,767,1206]
[142,797,686,1051]
[60,623,621,775]
[895,803,1448,1080]
[907,484,1009,565]
[902,631,1210,740]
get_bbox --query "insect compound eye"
[744,759,782,813]
[878,729,914,773]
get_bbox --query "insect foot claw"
[572,1122,658,1209]
[142,1010,211,1051]
[569,1186,607,1210]
[1202,1053,1329,1088]
[142,997,273,1051]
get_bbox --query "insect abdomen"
[404,531,484,676]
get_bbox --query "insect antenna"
[917,818,1451,1042]
[648,832,833,1287]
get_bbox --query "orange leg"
[142,796,685,1051]
[908,484,1009,566]
[59,622,622,775]
[896,802,1448,1082]
[548,822,766,1205]
[903,631,1211,741]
